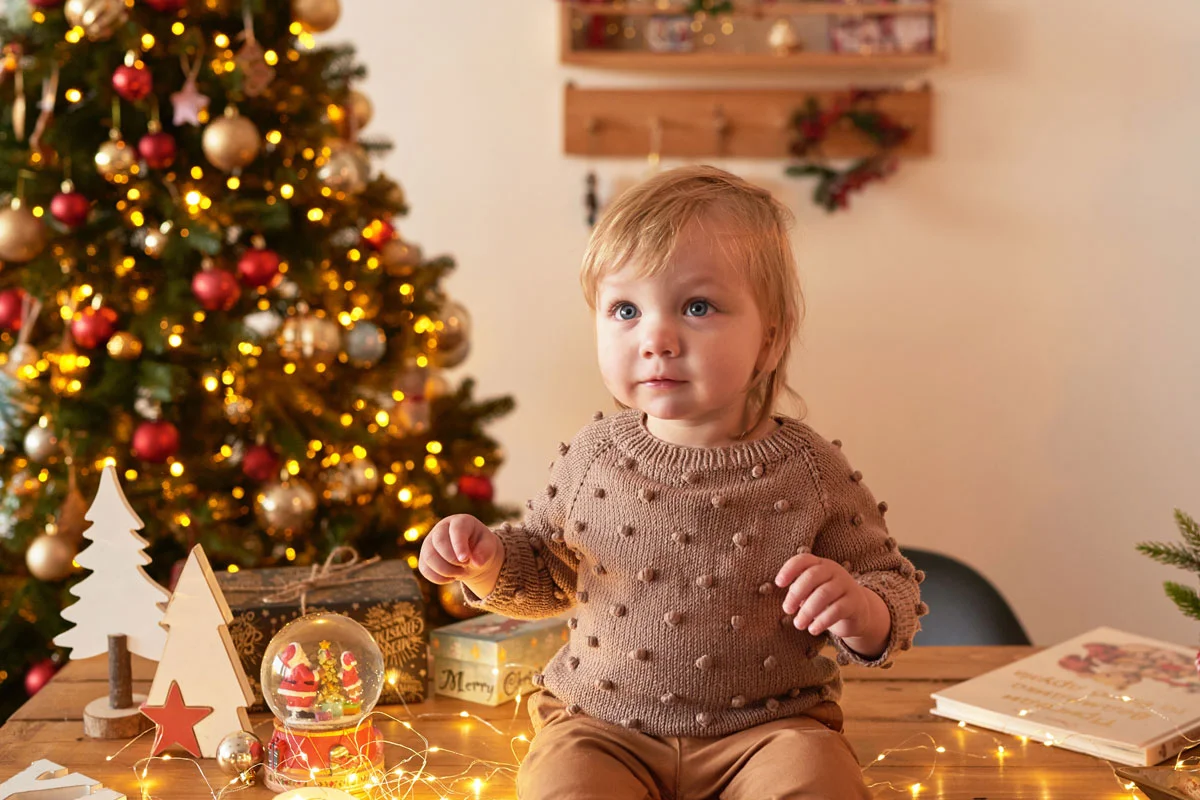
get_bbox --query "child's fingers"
[792,579,845,629]
[804,592,854,636]
[420,547,466,584]
[774,552,821,588]
[448,516,479,563]
[781,560,832,615]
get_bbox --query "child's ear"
[755,326,779,373]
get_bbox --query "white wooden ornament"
[144,544,255,758]
[54,465,169,661]
[0,760,124,800]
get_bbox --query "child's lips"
[641,379,685,389]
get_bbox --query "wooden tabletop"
[0,647,1151,799]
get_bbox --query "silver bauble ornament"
[278,315,340,367]
[202,107,261,172]
[433,299,471,369]
[344,322,386,367]
[26,532,76,581]
[255,476,316,538]
[215,730,264,777]
[23,422,59,462]
[65,0,128,41]
[95,136,136,182]
[0,199,47,263]
[244,310,283,339]
[317,140,369,195]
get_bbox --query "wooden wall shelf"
[564,83,933,159]
[560,0,947,72]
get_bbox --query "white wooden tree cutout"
[0,760,124,800]
[144,544,255,758]
[54,465,168,660]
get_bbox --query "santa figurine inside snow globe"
[260,612,385,795]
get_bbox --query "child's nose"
[640,318,680,358]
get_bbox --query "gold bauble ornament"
[255,476,317,538]
[278,314,341,367]
[316,140,369,195]
[202,106,261,172]
[65,0,128,41]
[347,90,373,130]
[23,421,59,462]
[291,0,340,32]
[26,531,76,581]
[432,299,471,369]
[141,221,172,258]
[106,331,143,360]
[0,198,47,263]
[95,136,136,182]
[5,343,41,380]
[215,730,264,777]
[438,581,483,620]
[322,455,379,504]
[380,238,422,275]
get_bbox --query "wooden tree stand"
[82,634,154,739]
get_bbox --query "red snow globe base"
[260,612,386,795]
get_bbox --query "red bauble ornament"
[237,247,281,288]
[70,306,118,349]
[112,63,153,103]
[0,288,26,332]
[143,0,188,10]
[458,474,494,503]
[132,419,180,463]
[24,658,59,696]
[242,443,280,482]
[138,130,177,169]
[362,219,395,249]
[191,266,240,311]
[28,0,64,7]
[50,189,90,228]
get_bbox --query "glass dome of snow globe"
[261,612,384,731]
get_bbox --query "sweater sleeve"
[460,421,601,620]
[807,436,925,669]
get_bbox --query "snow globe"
[261,612,386,794]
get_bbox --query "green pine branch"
[1165,581,1200,621]
[1176,509,1200,550]
[1136,541,1200,573]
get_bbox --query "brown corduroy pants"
[518,691,872,800]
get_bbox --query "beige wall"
[347,0,1200,647]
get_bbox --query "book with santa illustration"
[930,627,1200,766]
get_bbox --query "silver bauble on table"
[215,730,264,778]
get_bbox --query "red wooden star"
[140,680,213,757]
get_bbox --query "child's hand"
[774,553,872,638]
[418,514,504,586]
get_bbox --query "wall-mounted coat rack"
[564,82,932,160]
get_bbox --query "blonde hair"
[580,165,805,435]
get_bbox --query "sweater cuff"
[830,570,924,668]
[460,524,541,617]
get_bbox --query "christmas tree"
[1138,510,1200,622]
[0,0,513,722]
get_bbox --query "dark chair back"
[901,547,1031,646]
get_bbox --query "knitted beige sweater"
[464,409,925,737]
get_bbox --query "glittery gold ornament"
[278,314,340,367]
[65,0,128,41]
[26,531,76,581]
[202,106,261,172]
[317,140,369,195]
[438,581,483,620]
[432,299,471,369]
[0,198,46,263]
[95,135,136,182]
[23,420,59,462]
[106,331,143,360]
[291,0,340,32]
[380,238,422,275]
[5,343,40,380]
[255,476,317,538]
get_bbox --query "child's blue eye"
[613,302,639,321]
[685,299,712,317]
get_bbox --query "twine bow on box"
[261,546,381,614]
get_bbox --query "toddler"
[420,165,925,799]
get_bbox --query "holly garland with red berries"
[785,89,913,212]
[0,0,514,722]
